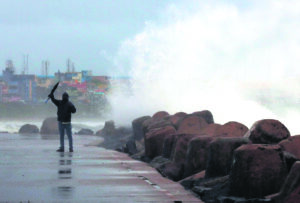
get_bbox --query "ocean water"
[0,120,105,134]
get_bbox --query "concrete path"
[0,133,201,202]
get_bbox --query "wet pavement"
[0,133,201,202]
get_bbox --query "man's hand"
[48,93,54,98]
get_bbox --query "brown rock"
[192,110,214,124]
[162,133,180,159]
[164,112,187,129]
[160,134,200,181]
[132,116,151,140]
[184,136,215,177]
[158,162,183,181]
[205,137,249,178]
[177,115,208,134]
[244,119,290,144]
[229,144,289,198]
[180,170,206,189]
[198,123,222,136]
[19,124,39,134]
[279,135,300,159]
[144,125,176,159]
[152,111,169,120]
[40,117,58,134]
[268,161,300,203]
[214,121,248,137]
[284,186,300,203]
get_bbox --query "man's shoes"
[69,149,73,152]
[56,148,64,152]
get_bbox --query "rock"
[162,133,180,159]
[177,115,208,134]
[172,134,200,165]
[19,124,39,134]
[198,123,222,136]
[244,119,290,144]
[99,120,116,136]
[174,112,188,117]
[77,128,94,135]
[135,139,145,153]
[125,139,137,155]
[192,175,230,203]
[267,161,300,203]
[158,162,183,181]
[218,196,273,203]
[229,144,289,198]
[215,121,248,137]
[144,125,176,159]
[131,150,149,162]
[146,119,172,133]
[149,156,171,169]
[152,111,169,120]
[184,136,215,177]
[205,137,249,178]
[160,134,200,181]
[180,170,206,189]
[132,116,151,140]
[164,112,187,129]
[40,117,58,134]
[284,186,300,203]
[279,135,300,159]
[192,110,214,124]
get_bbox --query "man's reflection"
[57,152,74,198]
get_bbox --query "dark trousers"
[58,122,73,150]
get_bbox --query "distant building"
[1,65,37,102]
[55,70,92,83]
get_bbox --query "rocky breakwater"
[110,110,300,203]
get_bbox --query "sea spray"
[108,0,300,134]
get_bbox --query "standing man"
[48,92,76,152]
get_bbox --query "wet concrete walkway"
[0,133,201,202]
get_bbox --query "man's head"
[62,92,69,102]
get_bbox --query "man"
[48,92,76,152]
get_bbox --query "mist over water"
[108,0,300,135]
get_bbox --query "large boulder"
[77,128,94,135]
[229,144,289,198]
[40,117,58,134]
[124,139,138,155]
[19,124,39,134]
[244,119,290,144]
[279,135,300,159]
[205,137,249,178]
[132,116,151,140]
[164,112,187,129]
[177,115,208,134]
[214,121,248,137]
[152,111,169,120]
[268,161,300,203]
[198,123,222,136]
[144,125,176,159]
[160,134,200,181]
[192,110,214,124]
[180,170,206,189]
[184,136,215,177]
[98,120,116,136]
[162,133,180,159]
[285,186,300,203]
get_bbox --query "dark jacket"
[49,95,76,122]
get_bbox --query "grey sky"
[0,0,174,75]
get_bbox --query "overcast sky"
[0,0,174,75]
